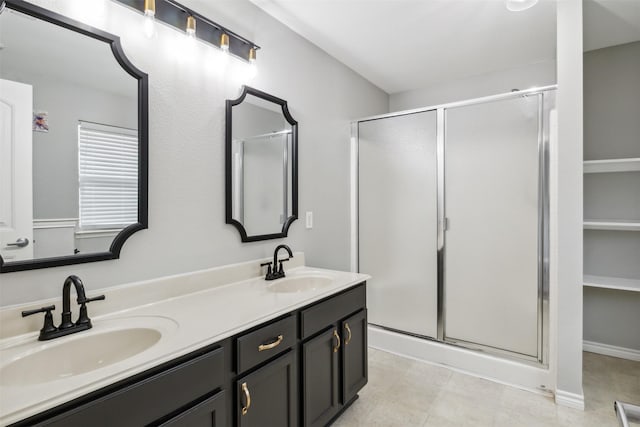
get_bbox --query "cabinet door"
[302,326,340,427]
[342,310,368,404]
[236,350,297,427]
[158,390,226,427]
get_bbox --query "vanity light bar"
[113,0,260,63]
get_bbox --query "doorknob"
[6,238,29,248]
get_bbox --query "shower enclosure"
[353,86,556,364]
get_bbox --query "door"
[341,310,368,404]
[237,350,297,427]
[0,78,33,262]
[443,95,542,357]
[358,111,439,338]
[302,326,340,427]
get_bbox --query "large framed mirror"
[0,0,148,273]
[226,86,298,242]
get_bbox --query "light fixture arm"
[114,0,260,63]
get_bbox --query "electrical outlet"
[306,211,313,229]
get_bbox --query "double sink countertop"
[0,254,369,426]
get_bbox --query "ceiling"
[583,0,640,52]
[251,0,640,95]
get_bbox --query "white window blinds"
[78,121,138,230]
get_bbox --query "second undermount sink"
[267,274,333,293]
[0,316,177,386]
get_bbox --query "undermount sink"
[0,316,176,386]
[267,274,333,293]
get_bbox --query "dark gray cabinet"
[12,283,367,427]
[302,327,341,427]
[300,287,368,427]
[22,345,226,427]
[236,350,297,427]
[341,309,368,404]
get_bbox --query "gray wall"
[31,77,137,219]
[584,42,640,160]
[583,41,640,352]
[0,0,388,305]
[389,59,556,111]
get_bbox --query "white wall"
[389,60,556,111]
[0,0,388,305]
[554,0,584,409]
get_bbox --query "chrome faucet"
[22,275,105,341]
[261,244,294,281]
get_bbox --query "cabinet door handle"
[241,382,251,415]
[258,334,284,352]
[344,323,352,345]
[333,329,341,353]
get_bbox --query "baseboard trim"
[555,389,585,410]
[583,340,640,361]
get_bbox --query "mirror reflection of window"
[77,121,138,231]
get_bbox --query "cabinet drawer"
[158,390,226,427]
[301,284,366,339]
[237,315,296,373]
[38,346,225,427]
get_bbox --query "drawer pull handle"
[344,323,352,345]
[258,334,284,352]
[333,329,341,353]
[241,382,251,415]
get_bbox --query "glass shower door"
[443,95,542,358]
[358,111,438,338]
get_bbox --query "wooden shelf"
[584,275,640,293]
[584,220,640,231]
[584,158,640,173]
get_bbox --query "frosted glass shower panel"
[444,96,540,357]
[358,111,438,338]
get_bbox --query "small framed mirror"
[226,86,298,242]
[0,0,148,272]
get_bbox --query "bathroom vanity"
[0,258,368,427]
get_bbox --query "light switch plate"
[306,211,313,229]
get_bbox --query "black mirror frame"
[225,86,298,242]
[0,0,149,273]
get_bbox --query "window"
[78,121,138,230]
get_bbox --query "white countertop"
[0,263,369,426]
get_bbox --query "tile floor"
[334,349,640,426]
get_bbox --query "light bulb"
[505,0,538,12]
[186,15,196,40]
[144,0,156,38]
[220,33,230,52]
[248,63,258,79]
[248,47,257,79]
[144,14,156,38]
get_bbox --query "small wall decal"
[33,111,49,132]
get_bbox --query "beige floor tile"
[334,349,640,427]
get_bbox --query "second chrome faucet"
[261,244,294,281]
